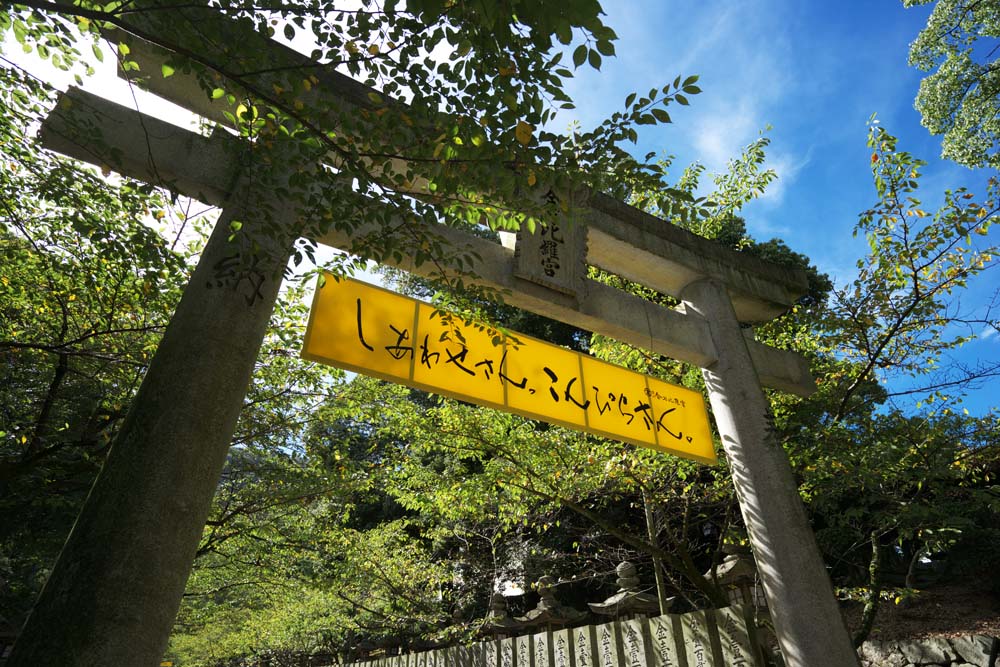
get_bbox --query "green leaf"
[572,44,587,68]
[588,49,601,70]
[651,108,671,123]
[161,63,175,78]
[555,21,572,45]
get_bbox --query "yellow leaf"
[515,120,534,146]
[302,78,312,92]
[368,44,380,56]
[527,170,536,186]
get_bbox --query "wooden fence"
[337,606,764,667]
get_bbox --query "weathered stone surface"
[858,641,906,667]
[858,635,998,667]
[899,637,953,664]
[947,636,993,665]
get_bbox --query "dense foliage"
[905,0,1000,169]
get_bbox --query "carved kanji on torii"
[10,9,860,667]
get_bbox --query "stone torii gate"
[10,16,859,667]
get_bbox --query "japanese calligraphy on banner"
[301,276,716,464]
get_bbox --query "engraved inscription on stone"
[516,634,532,667]
[716,607,752,666]
[647,616,680,667]
[513,213,586,299]
[621,620,647,667]
[554,630,571,667]
[681,611,714,667]
[597,623,618,667]
[500,638,515,667]
[486,641,498,667]
[572,625,595,667]
[534,632,549,667]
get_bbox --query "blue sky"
[553,0,998,416]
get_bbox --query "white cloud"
[760,147,813,204]
[690,100,759,172]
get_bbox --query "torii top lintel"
[103,10,809,324]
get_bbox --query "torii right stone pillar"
[681,278,859,667]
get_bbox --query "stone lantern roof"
[483,592,526,638]
[516,576,587,629]
[588,562,664,618]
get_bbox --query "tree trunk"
[853,531,883,648]
[642,488,671,614]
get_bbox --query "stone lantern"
[516,576,587,629]
[704,551,767,609]
[483,592,526,639]
[588,561,666,618]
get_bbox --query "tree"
[905,0,1000,169]
[824,119,998,419]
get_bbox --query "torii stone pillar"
[682,279,859,666]
[7,190,297,664]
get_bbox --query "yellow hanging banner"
[301,276,717,465]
